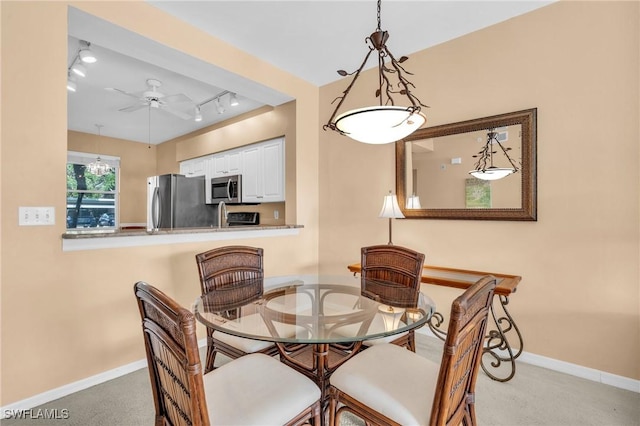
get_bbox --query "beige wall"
[319,0,639,380]
[0,1,319,405]
[68,131,157,224]
[1,0,638,408]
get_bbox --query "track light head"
[71,62,86,77]
[78,40,97,63]
[229,93,239,107]
[215,99,225,114]
[194,106,203,122]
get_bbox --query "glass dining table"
[193,274,435,412]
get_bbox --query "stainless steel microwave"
[210,175,242,204]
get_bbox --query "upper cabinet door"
[180,156,207,177]
[241,137,285,203]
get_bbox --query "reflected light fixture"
[406,194,421,209]
[86,124,112,176]
[469,129,519,181]
[379,190,404,245]
[324,0,427,144]
[379,305,406,331]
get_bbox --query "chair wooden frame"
[328,275,497,426]
[134,281,212,425]
[135,281,322,426]
[359,244,426,351]
[195,246,279,372]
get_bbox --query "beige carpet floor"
[3,334,638,425]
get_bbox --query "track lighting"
[215,98,225,114]
[195,90,240,121]
[67,73,77,92]
[66,39,97,91]
[78,40,97,63]
[71,62,86,78]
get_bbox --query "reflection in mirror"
[396,108,536,221]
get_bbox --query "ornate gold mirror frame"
[396,108,537,220]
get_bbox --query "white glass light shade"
[469,167,515,181]
[378,305,406,331]
[406,195,421,209]
[67,79,77,92]
[229,93,239,106]
[334,106,426,144]
[71,62,86,77]
[379,194,405,219]
[194,106,203,122]
[79,49,97,63]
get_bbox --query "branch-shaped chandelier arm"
[495,140,519,171]
[323,0,428,144]
[323,47,376,132]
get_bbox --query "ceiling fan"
[106,78,193,120]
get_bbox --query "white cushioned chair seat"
[204,353,321,425]
[330,343,439,425]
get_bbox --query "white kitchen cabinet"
[242,137,284,203]
[211,150,242,178]
[179,156,208,177]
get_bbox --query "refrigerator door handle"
[151,187,161,229]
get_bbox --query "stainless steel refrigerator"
[147,174,216,231]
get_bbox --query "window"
[66,151,119,230]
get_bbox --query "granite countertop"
[62,224,303,239]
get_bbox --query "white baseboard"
[416,328,640,393]
[2,334,638,417]
[0,359,147,419]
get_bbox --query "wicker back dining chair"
[134,281,322,426]
[359,244,425,351]
[328,275,497,426]
[195,245,279,372]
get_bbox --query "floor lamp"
[379,191,404,245]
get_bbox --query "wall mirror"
[396,108,537,220]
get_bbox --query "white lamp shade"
[379,193,405,219]
[67,79,77,92]
[469,167,515,181]
[406,195,421,209]
[335,106,426,144]
[229,93,239,106]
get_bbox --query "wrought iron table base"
[429,294,523,382]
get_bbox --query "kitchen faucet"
[218,201,227,228]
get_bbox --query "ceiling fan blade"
[105,87,142,100]
[161,106,192,120]
[162,93,193,104]
[118,103,147,113]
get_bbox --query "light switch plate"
[19,207,55,226]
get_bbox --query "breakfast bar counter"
[61,224,303,252]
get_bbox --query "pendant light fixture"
[324,0,427,144]
[87,124,112,176]
[469,129,519,181]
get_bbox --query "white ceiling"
[68,1,553,145]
